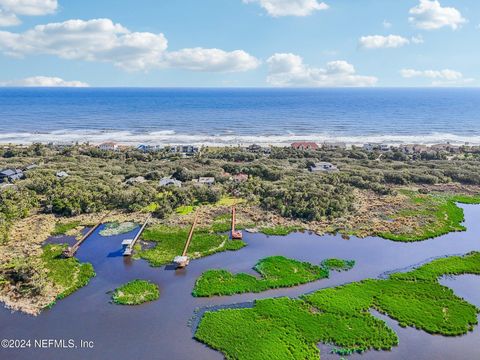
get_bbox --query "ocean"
[1,87,479,146]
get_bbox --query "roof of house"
[0,169,16,176]
[314,162,336,167]
[56,171,69,177]
[199,177,215,183]
[159,177,182,186]
[233,173,248,181]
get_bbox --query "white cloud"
[401,68,474,86]
[164,48,260,72]
[0,0,57,27]
[0,9,19,26]
[243,0,328,17]
[267,53,377,87]
[359,35,410,49]
[401,68,462,80]
[0,18,260,72]
[1,76,89,87]
[359,35,425,49]
[0,0,57,16]
[409,0,466,30]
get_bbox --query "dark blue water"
[1,88,480,146]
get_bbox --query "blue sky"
[0,0,478,87]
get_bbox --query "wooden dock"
[63,213,110,258]
[174,210,200,268]
[123,215,152,256]
[231,206,243,240]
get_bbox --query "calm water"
[1,88,480,146]
[0,204,480,360]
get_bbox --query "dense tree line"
[2,144,480,227]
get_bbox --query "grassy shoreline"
[195,252,480,359]
[193,256,355,297]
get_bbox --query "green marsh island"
[193,256,355,297]
[195,252,480,359]
[111,280,160,305]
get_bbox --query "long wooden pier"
[63,213,110,258]
[123,215,151,256]
[231,206,243,240]
[174,210,200,268]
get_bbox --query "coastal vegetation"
[2,143,480,313]
[52,220,81,236]
[192,256,354,297]
[2,144,480,244]
[99,222,138,236]
[111,279,159,305]
[320,258,355,271]
[42,244,95,301]
[137,225,246,267]
[195,252,480,359]
[379,191,480,241]
[259,225,304,236]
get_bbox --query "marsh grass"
[99,222,138,236]
[112,280,159,305]
[138,225,246,267]
[51,221,81,236]
[380,192,480,242]
[195,252,480,359]
[259,225,304,236]
[192,256,354,297]
[41,244,95,300]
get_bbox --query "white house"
[159,177,182,187]
[56,171,69,178]
[309,162,338,173]
[98,142,119,151]
[193,177,215,186]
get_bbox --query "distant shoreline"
[0,131,479,148]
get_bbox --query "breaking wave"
[1,130,480,147]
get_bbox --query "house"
[309,162,338,173]
[98,142,119,151]
[193,177,215,186]
[363,143,390,152]
[126,176,146,185]
[413,145,428,153]
[169,145,199,155]
[430,143,461,153]
[56,171,69,178]
[0,169,24,183]
[323,142,347,150]
[159,177,182,188]
[291,142,319,151]
[363,143,376,151]
[137,144,162,153]
[399,144,427,154]
[399,144,415,154]
[233,173,249,182]
[246,144,271,155]
[246,144,262,153]
[24,164,38,171]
